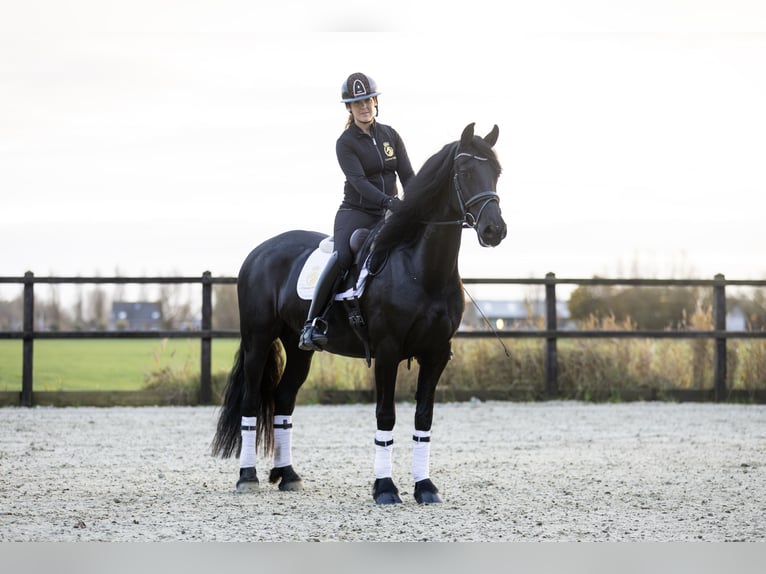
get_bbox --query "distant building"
[460,299,573,331]
[111,301,163,331]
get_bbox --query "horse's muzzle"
[479,221,507,247]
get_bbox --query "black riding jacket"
[336,120,415,216]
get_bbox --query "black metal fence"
[1,271,765,407]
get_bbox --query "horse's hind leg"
[234,339,276,493]
[267,338,314,492]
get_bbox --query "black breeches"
[333,208,381,270]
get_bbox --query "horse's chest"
[406,293,463,332]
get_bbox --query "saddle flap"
[296,248,330,300]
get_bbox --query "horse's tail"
[255,340,283,457]
[211,338,284,459]
[211,341,247,458]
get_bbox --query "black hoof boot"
[413,478,442,504]
[373,477,403,505]
[269,465,304,491]
[235,467,259,493]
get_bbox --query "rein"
[462,284,511,358]
[420,151,500,235]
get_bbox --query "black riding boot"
[299,252,342,351]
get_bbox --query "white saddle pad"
[296,237,370,301]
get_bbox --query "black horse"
[212,123,506,504]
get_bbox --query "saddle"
[295,228,381,365]
[296,228,377,301]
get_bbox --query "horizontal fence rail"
[1,272,765,406]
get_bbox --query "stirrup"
[299,318,328,351]
[310,317,328,333]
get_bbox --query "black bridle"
[422,151,500,238]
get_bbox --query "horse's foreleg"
[372,349,402,504]
[412,429,440,503]
[372,430,401,504]
[410,346,451,504]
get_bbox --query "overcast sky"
[2,1,765,301]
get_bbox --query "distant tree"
[212,284,239,330]
[44,285,64,331]
[729,289,766,330]
[568,281,701,330]
[0,295,22,330]
[88,286,110,329]
[567,280,613,322]
[158,283,194,329]
[113,266,126,303]
[73,285,85,330]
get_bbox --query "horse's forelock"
[468,135,502,175]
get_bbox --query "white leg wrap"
[273,415,293,468]
[374,430,394,479]
[412,429,431,482]
[239,416,257,469]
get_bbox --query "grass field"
[0,339,240,391]
[0,338,377,394]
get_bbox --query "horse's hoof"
[373,477,403,505]
[235,467,259,493]
[375,491,403,504]
[269,465,304,492]
[414,478,442,504]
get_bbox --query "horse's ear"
[460,123,476,148]
[484,125,499,147]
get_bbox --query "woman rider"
[299,72,415,351]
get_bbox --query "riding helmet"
[341,72,381,103]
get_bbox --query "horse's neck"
[414,224,462,289]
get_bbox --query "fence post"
[200,271,213,405]
[22,271,35,407]
[712,273,727,402]
[545,272,558,397]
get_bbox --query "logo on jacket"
[383,142,395,158]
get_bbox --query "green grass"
[0,339,240,391]
[0,338,380,395]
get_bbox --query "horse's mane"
[372,133,501,255]
[371,141,457,254]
